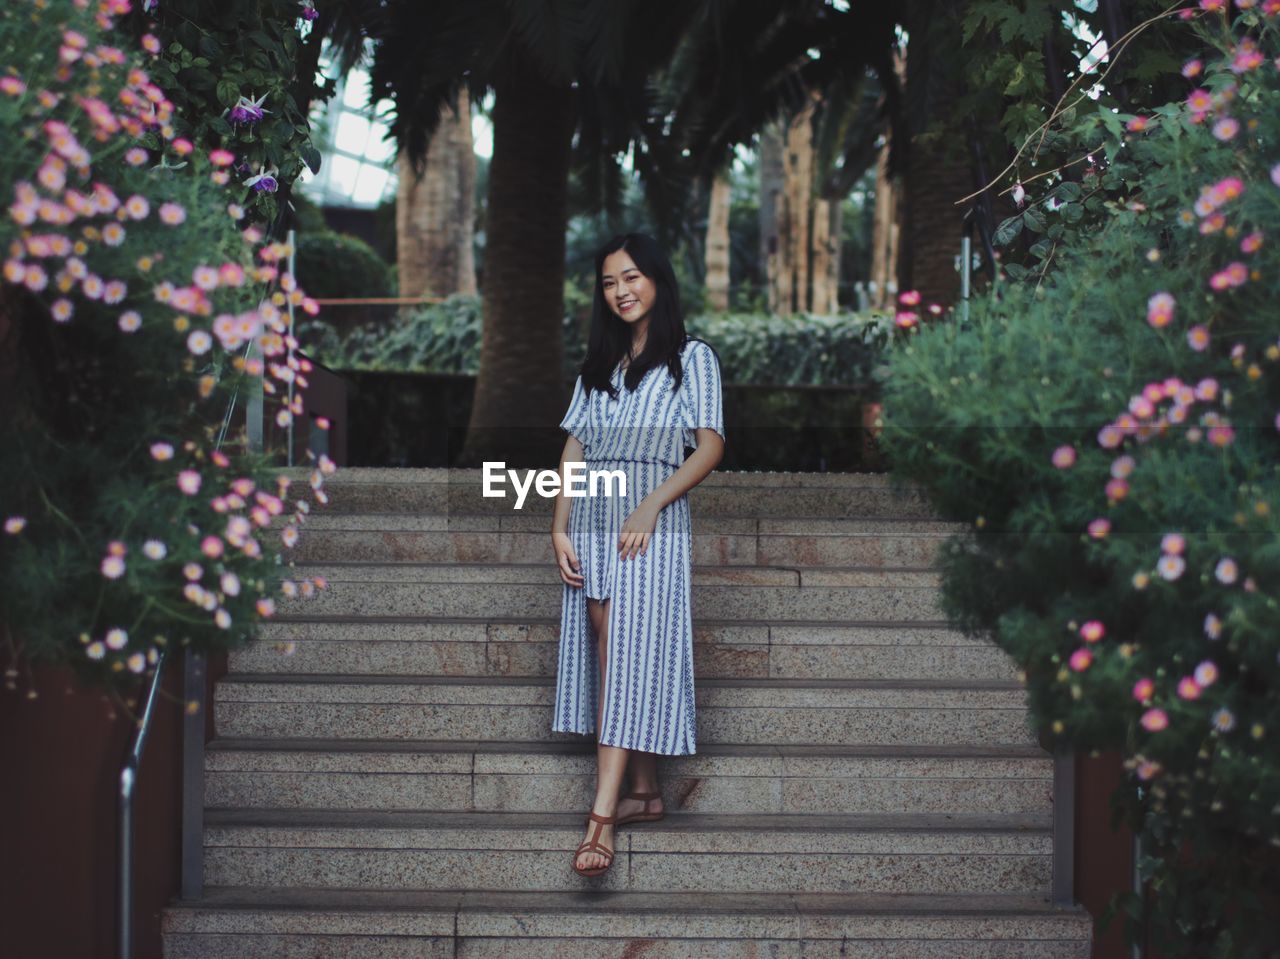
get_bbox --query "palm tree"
[395,87,477,302]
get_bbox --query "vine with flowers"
[127,0,332,226]
[0,0,333,709]
[880,2,1279,955]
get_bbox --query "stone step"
[288,513,965,567]
[291,467,939,519]
[213,676,1039,748]
[163,887,1093,958]
[205,738,1053,817]
[201,809,1054,896]
[276,565,950,622]
[234,619,1021,682]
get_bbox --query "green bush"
[294,230,394,301]
[303,293,896,391]
[880,8,1280,955]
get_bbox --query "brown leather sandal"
[572,810,617,878]
[615,789,665,827]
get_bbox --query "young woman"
[550,232,725,878]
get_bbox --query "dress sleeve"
[559,374,591,446]
[681,341,725,451]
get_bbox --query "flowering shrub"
[880,4,1279,953]
[132,0,329,224]
[0,0,331,703]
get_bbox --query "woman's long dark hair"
[578,232,690,399]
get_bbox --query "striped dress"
[554,337,725,756]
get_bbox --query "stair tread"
[204,808,1051,833]
[219,673,1024,690]
[170,885,1087,919]
[206,736,1048,759]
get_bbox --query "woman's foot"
[573,810,616,875]
[615,788,664,826]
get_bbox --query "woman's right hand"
[552,531,584,588]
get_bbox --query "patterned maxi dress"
[554,336,725,756]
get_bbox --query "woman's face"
[601,249,656,327]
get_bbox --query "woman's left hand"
[618,500,660,560]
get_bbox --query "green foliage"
[302,293,896,391]
[139,0,327,225]
[0,1,330,702]
[882,9,1280,955]
[294,231,394,300]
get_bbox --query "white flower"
[142,539,167,560]
[105,628,128,650]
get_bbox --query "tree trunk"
[783,93,817,315]
[459,48,576,469]
[758,120,784,314]
[898,0,972,309]
[810,197,831,314]
[395,87,477,301]
[868,138,899,309]
[827,199,843,311]
[704,171,731,312]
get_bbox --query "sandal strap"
[586,810,617,826]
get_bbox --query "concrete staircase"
[162,468,1094,957]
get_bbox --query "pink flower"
[1110,455,1135,479]
[1087,517,1111,539]
[1051,445,1076,469]
[0,75,26,96]
[1176,676,1202,700]
[1207,424,1235,447]
[1157,554,1186,581]
[1125,116,1150,132]
[1187,325,1210,351]
[256,597,275,617]
[1160,533,1185,556]
[177,470,201,495]
[1140,708,1169,732]
[1240,231,1263,253]
[1230,39,1264,73]
[1212,117,1239,141]
[1069,648,1093,671]
[1146,292,1175,328]
[1105,477,1129,502]
[1097,424,1123,449]
[1080,620,1105,643]
[894,311,919,330]
[1185,89,1213,114]
[158,202,186,225]
[1204,612,1223,639]
[1132,677,1154,702]
[51,298,74,322]
[172,138,194,156]
[1272,164,1280,188]
[1181,59,1203,79]
[4,516,26,534]
[200,536,224,559]
[150,442,174,461]
[141,34,161,55]
[101,555,125,579]
[209,148,234,167]
[1214,557,1238,583]
[1194,660,1219,687]
[898,290,921,306]
[1194,377,1219,401]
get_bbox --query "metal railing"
[117,646,169,959]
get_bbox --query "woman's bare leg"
[578,597,628,871]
